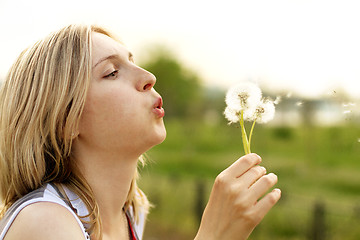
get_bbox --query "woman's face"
[77,32,166,158]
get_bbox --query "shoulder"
[4,202,85,240]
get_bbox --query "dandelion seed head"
[256,100,275,124]
[224,107,240,124]
[225,82,262,112]
[246,99,276,124]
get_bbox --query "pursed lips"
[152,97,165,118]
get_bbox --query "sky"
[0,0,360,99]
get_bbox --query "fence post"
[309,200,326,240]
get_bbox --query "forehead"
[91,32,129,67]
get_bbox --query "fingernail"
[268,173,277,178]
[274,188,281,195]
[255,153,262,162]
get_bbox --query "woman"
[0,24,280,240]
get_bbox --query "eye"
[104,70,119,79]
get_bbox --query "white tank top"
[0,183,145,240]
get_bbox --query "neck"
[72,141,140,237]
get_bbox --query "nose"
[136,67,156,92]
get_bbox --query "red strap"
[126,213,137,240]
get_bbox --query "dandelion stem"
[239,111,250,154]
[248,119,256,152]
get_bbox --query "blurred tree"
[139,45,202,119]
[201,86,226,125]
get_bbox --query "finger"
[248,173,278,202]
[225,153,262,179]
[236,165,267,188]
[253,188,281,219]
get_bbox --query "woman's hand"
[195,153,281,240]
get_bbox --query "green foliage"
[271,126,294,140]
[136,43,360,240]
[140,46,202,118]
[140,120,360,239]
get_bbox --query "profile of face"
[76,32,166,158]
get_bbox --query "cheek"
[80,88,134,133]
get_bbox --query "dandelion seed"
[296,101,303,107]
[327,90,337,96]
[274,96,282,105]
[224,107,240,124]
[286,92,292,98]
[225,82,262,112]
[342,102,356,107]
[343,110,351,114]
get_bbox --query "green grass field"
[139,119,360,240]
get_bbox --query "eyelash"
[104,70,119,79]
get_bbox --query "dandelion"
[224,82,275,154]
[225,82,262,112]
[224,107,240,124]
[248,99,276,124]
[245,98,275,151]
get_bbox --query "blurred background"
[1,0,360,239]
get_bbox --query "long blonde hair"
[0,24,149,239]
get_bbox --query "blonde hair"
[0,24,149,239]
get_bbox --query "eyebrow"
[93,52,134,69]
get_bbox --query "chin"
[155,126,167,144]
[149,124,167,148]
[141,132,166,154]
[140,122,166,153]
